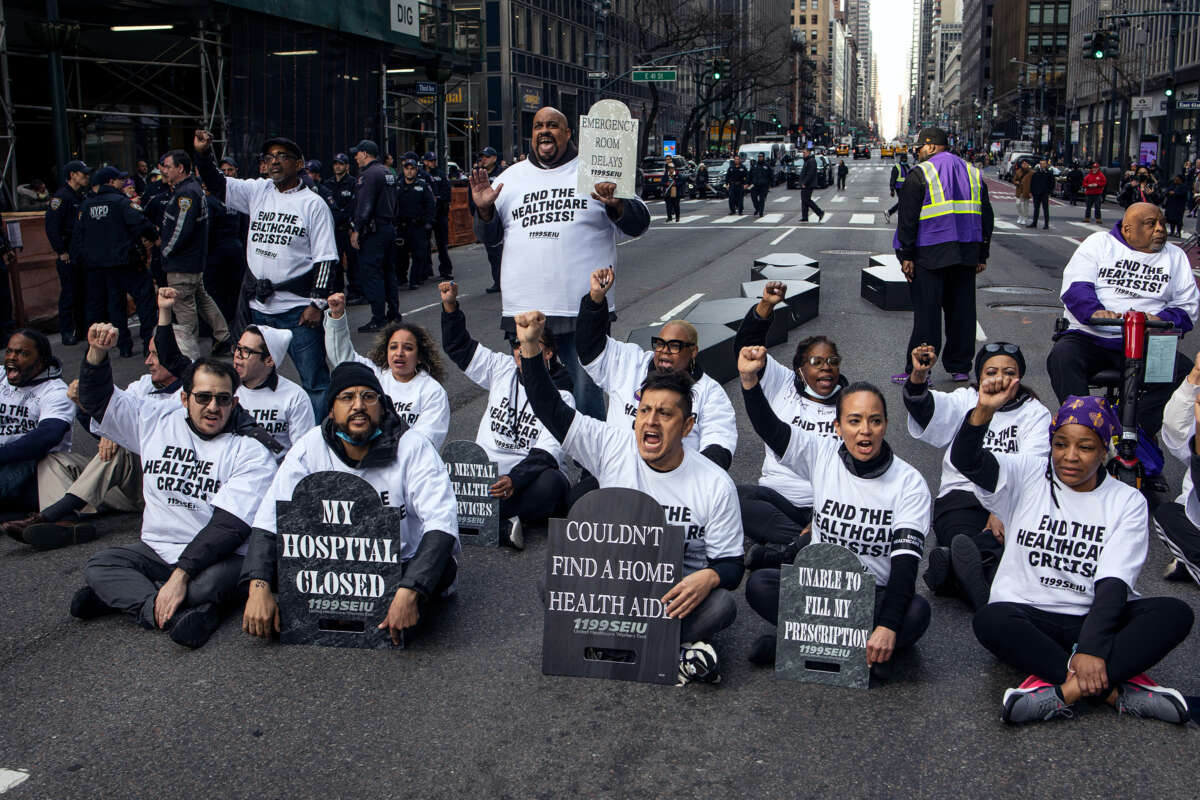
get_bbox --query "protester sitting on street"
[71,323,278,649]
[240,362,461,644]
[739,346,932,676]
[733,282,847,570]
[322,293,449,449]
[1047,202,1199,441]
[0,329,87,538]
[517,310,743,686]
[903,342,1050,611]
[1152,352,1200,585]
[440,281,571,550]
[954,382,1193,725]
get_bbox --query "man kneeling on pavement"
[240,362,460,644]
[69,322,278,649]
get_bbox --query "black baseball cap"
[262,136,303,160]
[333,152,350,164]
[423,151,437,161]
[401,157,418,167]
[480,146,498,158]
[63,159,91,176]
[304,159,322,173]
[219,155,239,169]
[915,127,949,147]
[350,140,380,157]
[92,166,127,184]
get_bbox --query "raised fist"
[327,293,346,319]
[738,345,767,379]
[589,267,615,303]
[194,129,213,154]
[514,311,546,347]
[157,287,177,310]
[87,323,119,352]
[762,281,787,306]
[438,281,458,310]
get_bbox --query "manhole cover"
[981,286,1054,295]
[988,302,1061,313]
[821,249,873,255]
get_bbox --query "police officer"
[219,156,239,178]
[324,152,359,300]
[748,153,772,217]
[725,155,749,215]
[395,156,436,291]
[205,186,247,338]
[884,151,910,223]
[891,127,994,384]
[350,139,398,331]
[45,160,90,345]
[468,146,504,292]
[305,160,335,209]
[70,166,157,358]
[422,151,454,280]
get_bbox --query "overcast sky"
[871,0,913,139]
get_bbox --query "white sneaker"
[677,641,721,686]
[501,516,524,550]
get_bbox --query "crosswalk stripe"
[993,220,1019,230]
[832,196,846,203]
[772,196,790,203]
[756,213,784,224]
[711,215,742,224]
[1069,221,1101,230]
[653,214,708,224]
[849,213,874,225]
[863,197,880,203]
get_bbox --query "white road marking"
[976,322,987,342]
[1069,221,1100,230]
[0,770,30,793]
[711,215,742,224]
[653,215,708,224]
[993,220,1019,230]
[658,293,705,322]
[862,196,880,203]
[756,213,784,224]
[1061,236,1083,245]
[770,227,797,245]
[683,199,703,204]
[849,213,874,224]
[772,195,790,203]
[832,196,847,202]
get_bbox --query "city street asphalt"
[1,157,1197,798]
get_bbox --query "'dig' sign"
[275,472,409,649]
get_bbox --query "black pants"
[396,221,432,286]
[431,208,453,277]
[728,185,745,214]
[85,267,155,350]
[204,243,245,339]
[335,226,359,293]
[485,242,503,288]
[358,225,398,321]
[500,468,569,525]
[973,598,1193,685]
[887,200,900,216]
[83,541,244,630]
[837,175,847,190]
[746,568,931,650]
[750,185,769,215]
[664,194,681,221]
[738,484,811,546]
[56,257,86,338]
[1153,502,1200,582]
[928,492,1003,599]
[1084,194,1103,220]
[1067,187,1080,205]
[1031,193,1050,227]
[800,188,823,221]
[904,262,976,374]
[1046,332,1189,437]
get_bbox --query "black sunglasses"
[188,391,234,408]
[651,337,696,354]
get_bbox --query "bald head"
[532,106,572,167]
[1121,203,1167,253]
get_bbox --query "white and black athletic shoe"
[1117,675,1189,723]
[499,516,524,551]
[1163,558,1193,582]
[677,641,721,686]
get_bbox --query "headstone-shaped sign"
[542,487,683,684]
[775,543,875,689]
[276,472,407,649]
[577,100,639,199]
[442,440,500,547]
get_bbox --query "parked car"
[853,144,871,160]
[640,156,695,199]
[999,151,1035,181]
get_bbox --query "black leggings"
[737,484,811,546]
[499,469,569,525]
[931,492,1003,594]
[745,568,931,650]
[1153,501,1200,582]
[973,597,1193,685]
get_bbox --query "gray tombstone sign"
[576,99,639,199]
[275,472,408,649]
[775,543,875,689]
[442,440,500,547]
[542,487,683,685]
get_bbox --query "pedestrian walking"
[1082,162,1107,223]
[798,147,824,222]
[1029,159,1054,229]
[662,161,683,222]
[748,153,771,216]
[836,158,848,191]
[726,155,748,215]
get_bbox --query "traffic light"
[1164,81,1175,98]
[711,58,725,81]
[1083,30,1114,59]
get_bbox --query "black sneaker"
[69,585,115,620]
[923,545,950,593]
[951,535,990,611]
[747,633,777,666]
[485,285,501,294]
[211,338,233,357]
[346,292,368,306]
[167,603,221,649]
[1163,558,1195,583]
[358,318,387,333]
[23,521,99,551]
[61,333,78,346]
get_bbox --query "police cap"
[350,140,380,157]
[63,159,91,176]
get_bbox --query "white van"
[1000,151,1035,181]
[738,142,782,164]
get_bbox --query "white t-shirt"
[583,337,737,458]
[562,413,743,575]
[756,355,838,505]
[1160,378,1200,526]
[324,311,451,449]
[89,374,177,436]
[0,374,75,454]
[1060,231,1200,341]
[971,454,1147,615]
[779,431,931,587]
[96,387,278,564]
[252,424,460,563]
[906,387,1051,498]
[236,374,315,458]
[221,177,338,314]
[492,157,647,319]
[464,345,572,474]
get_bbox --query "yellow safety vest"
[916,158,982,221]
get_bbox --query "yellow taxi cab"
[836,144,850,157]
[881,144,894,159]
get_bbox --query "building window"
[1057,4,1070,25]
[512,9,526,49]
[1028,4,1040,24]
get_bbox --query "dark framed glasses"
[651,337,695,354]
[188,391,234,408]
[261,152,297,163]
[233,345,268,359]
[334,390,381,407]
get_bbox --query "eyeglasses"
[233,345,267,359]
[804,355,842,367]
[189,391,234,407]
[261,152,298,163]
[651,337,696,354]
[982,343,1020,356]
[334,390,381,406]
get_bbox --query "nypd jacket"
[45,185,84,256]
[324,174,356,227]
[352,160,397,233]
[159,175,210,274]
[70,185,156,270]
[395,177,436,226]
[424,167,452,210]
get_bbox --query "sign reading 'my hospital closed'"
[576,100,639,199]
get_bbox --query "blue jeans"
[553,330,605,420]
[251,306,329,422]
